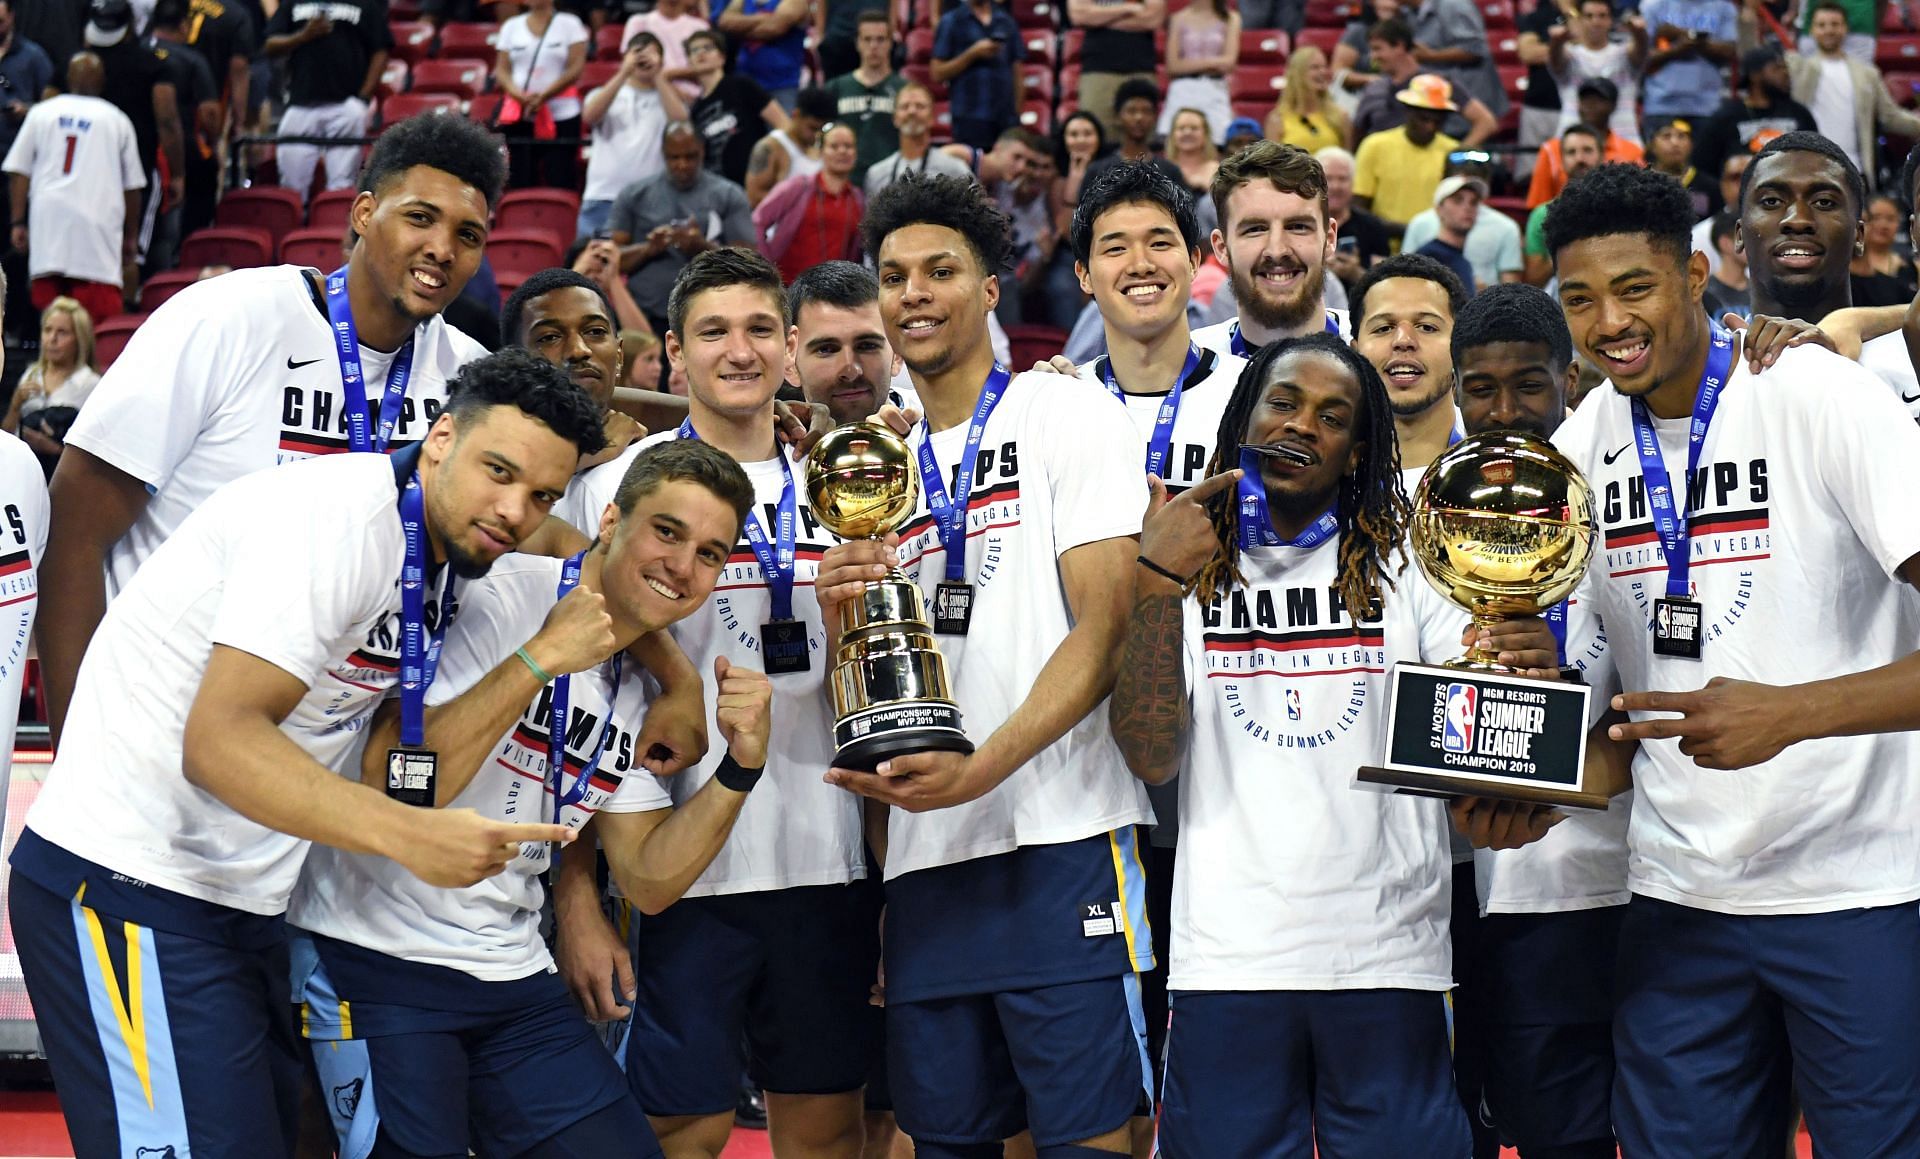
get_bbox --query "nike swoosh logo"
[287,356,324,370]
[1903,391,1920,404]
[1601,442,1632,465]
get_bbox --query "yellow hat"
[1396,73,1460,112]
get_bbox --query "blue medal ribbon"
[1235,446,1340,550]
[1629,326,1735,599]
[676,419,798,619]
[918,366,1011,582]
[548,550,620,826]
[1228,311,1341,357]
[397,472,454,748]
[326,265,418,454]
[1100,345,1202,479]
[1544,600,1568,668]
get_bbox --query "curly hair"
[1192,332,1408,619]
[862,174,1016,275]
[1541,162,1695,268]
[359,112,507,210]
[501,268,613,348]
[1450,283,1573,378]
[444,347,607,456]
[1069,161,1203,266]
[1349,252,1469,330]
[1741,129,1865,219]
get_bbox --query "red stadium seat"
[1018,65,1052,103]
[496,188,581,239]
[1017,99,1053,134]
[1009,0,1054,28]
[467,92,505,125]
[1060,29,1083,65]
[901,62,944,97]
[1886,70,1920,106]
[215,186,304,236]
[579,59,621,91]
[1302,0,1356,27]
[390,0,423,17]
[178,226,274,269]
[1492,33,1521,66]
[931,101,953,139]
[1294,26,1340,54]
[307,188,357,230]
[281,226,348,269]
[379,57,410,96]
[1021,30,1055,67]
[906,27,936,64]
[1498,63,1529,103]
[93,313,147,370]
[410,58,490,98]
[1228,66,1287,102]
[1240,28,1291,64]
[378,92,464,126]
[1483,0,1516,30]
[389,20,436,63]
[495,268,528,305]
[594,22,626,58]
[1004,324,1067,368]
[1231,99,1269,122]
[486,228,567,277]
[1879,34,1920,69]
[137,269,202,313]
[437,21,500,59]
[1485,194,1529,226]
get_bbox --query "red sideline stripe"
[1203,631,1385,653]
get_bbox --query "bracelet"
[715,753,764,792]
[515,646,554,684]
[1136,554,1191,587]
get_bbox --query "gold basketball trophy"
[804,423,974,771]
[1357,431,1611,809]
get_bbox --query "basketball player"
[1110,333,1564,1157]
[1452,283,1626,1159]
[39,112,506,745]
[812,174,1155,1159]
[1547,162,1920,1157]
[289,440,771,1159]
[556,247,878,1159]
[787,260,913,424]
[1191,142,1347,360]
[5,349,601,1158]
[1348,252,1468,474]
[0,268,49,920]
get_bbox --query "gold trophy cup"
[1357,431,1609,808]
[804,423,973,771]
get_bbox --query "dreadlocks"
[1190,333,1410,619]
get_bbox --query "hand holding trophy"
[805,423,974,772]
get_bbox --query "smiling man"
[1546,161,1920,1158]
[39,112,505,747]
[1192,141,1345,360]
[1348,252,1469,475]
[1735,131,1862,327]
[787,260,909,424]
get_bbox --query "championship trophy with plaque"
[804,423,974,771]
[1357,432,1612,809]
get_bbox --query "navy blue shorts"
[1477,906,1622,1152]
[887,973,1151,1147]
[8,838,302,1159]
[298,936,654,1159]
[1614,895,1920,1159]
[624,880,882,1115]
[1158,989,1468,1159]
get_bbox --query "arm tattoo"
[1109,591,1191,781]
[748,139,774,174]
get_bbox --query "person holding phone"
[579,32,690,241]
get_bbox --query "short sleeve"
[934,12,958,58]
[1494,222,1523,273]
[0,110,36,176]
[1807,353,1920,580]
[1036,378,1148,553]
[1352,137,1379,198]
[1524,206,1547,257]
[601,763,673,812]
[62,283,258,491]
[209,483,396,686]
[420,578,527,709]
[366,9,396,50]
[1709,1,1737,39]
[560,13,591,46]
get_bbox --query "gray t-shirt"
[863,145,977,201]
[609,170,756,320]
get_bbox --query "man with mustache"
[1192,141,1346,361]
[786,260,913,424]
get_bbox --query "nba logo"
[1285,689,1302,720]
[1441,683,1476,754]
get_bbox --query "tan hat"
[1396,73,1460,112]
[1432,174,1489,206]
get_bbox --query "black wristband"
[1136,554,1191,587]
[715,753,764,792]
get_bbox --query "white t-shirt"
[1471,590,1633,914]
[2,94,146,286]
[883,371,1155,879]
[583,83,669,201]
[1191,308,1350,362]
[18,365,102,419]
[1173,539,1464,992]
[1809,56,1861,169]
[1554,40,1642,142]
[63,265,486,599]
[1076,345,1250,494]
[0,433,48,801]
[290,555,671,980]
[24,452,424,915]
[566,430,862,896]
[1552,344,1920,915]
[1859,330,1920,421]
[499,12,591,121]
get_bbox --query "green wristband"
[515,646,554,684]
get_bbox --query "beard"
[1234,256,1327,333]
[445,536,505,580]
[1387,373,1453,418]
[1755,264,1844,317]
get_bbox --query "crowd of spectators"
[7,0,1920,413]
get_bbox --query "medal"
[678,420,808,671]
[917,366,1011,637]
[325,265,417,454]
[385,459,456,804]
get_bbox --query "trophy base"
[1355,765,1612,810]
[834,700,974,773]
